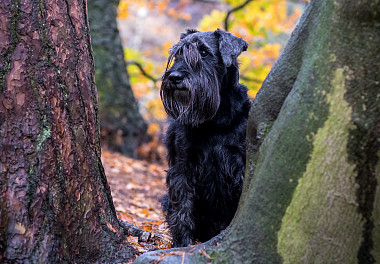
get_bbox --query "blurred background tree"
[88,0,148,158]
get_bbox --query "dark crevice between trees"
[343,7,380,262]
[348,116,380,264]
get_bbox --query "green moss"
[36,125,51,151]
[258,121,275,142]
[208,249,230,264]
[277,68,363,263]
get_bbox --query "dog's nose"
[168,71,184,85]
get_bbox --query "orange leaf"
[140,224,152,232]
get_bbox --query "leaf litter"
[102,151,172,255]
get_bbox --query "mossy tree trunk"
[134,0,380,263]
[88,0,147,157]
[0,0,136,262]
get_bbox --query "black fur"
[161,29,251,247]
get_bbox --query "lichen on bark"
[277,67,363,263]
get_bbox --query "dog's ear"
[180,29,198,39]
[215,29,248,67]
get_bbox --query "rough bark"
[0,0,139,262]
[88,0,147,157]
[134,0,380,263]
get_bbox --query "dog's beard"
[161,71,221,127]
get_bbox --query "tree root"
[118,219,151,242]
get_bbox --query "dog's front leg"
[166,171,196,247]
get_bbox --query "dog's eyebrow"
[198,43,212,55]
[190,38,212,55]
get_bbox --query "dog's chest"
[174,125,237,171]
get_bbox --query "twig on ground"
[119,219,151,242]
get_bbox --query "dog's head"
[161,29,248,126]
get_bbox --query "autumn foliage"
[115,0,302,162]
[199,0,302,96]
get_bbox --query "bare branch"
[126,61,161,83]
[194,0,219,3]
[224,0,253,31]
[240,76,263,84]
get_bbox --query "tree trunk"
[0,0,137,262]
[134,0,380,263]
[88,0,147,157]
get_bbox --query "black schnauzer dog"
[160,29,251,247]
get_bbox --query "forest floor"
[101,151,173,256]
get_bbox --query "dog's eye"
[199,49,209,58]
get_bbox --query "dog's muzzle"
[168,71,188,91]
[168,71,184,86]
[166,71,190,101]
